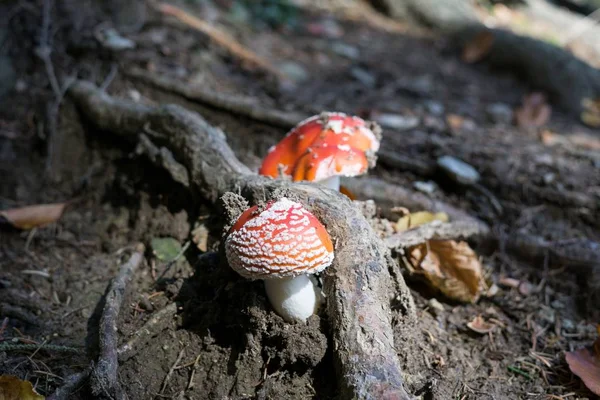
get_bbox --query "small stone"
[374,114,419,130]
[350,67,376,87]
[543,172,555,184]
[427,298,445,316]
[96,27,136,51]
[538,306,555,324]
[14,79,27,93]
[128,89,141,102]
[550,299,565,309]
[139,297,154,311]
[331,42,360,59]
[437,155,480,185]
[561,318,575,331]
[425,100,445,116]
[486,103,513,125]
[278,61,309,83]
[413,180,437,194]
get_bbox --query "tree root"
[342,176,490,232]
[126,67,306,128]
[89,245,145,400]
[69,81,417,400]
[385,220,488,249]
[46,367,91,400]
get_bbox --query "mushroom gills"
[264,275,324,322]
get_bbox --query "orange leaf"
[515,92,551,128]
[339,185,356,200]
[0,203,67,230]
[462,31,494,64]
[0,375,44,400]
[565,338,600,395]
[408,240,484,303]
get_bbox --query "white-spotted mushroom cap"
[258,112,381,179]
[225,198,334,280]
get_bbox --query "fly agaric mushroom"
[259,112,381,190]
[225,198,334,322]
[291,143,370,190]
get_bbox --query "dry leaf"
[395,211,448,232]
[565,337,600,395]
[339,185,356,201]
[192,223,209,252]
[462,31,494,64]
[515,92,551,128]
[446,114,465,131]
[408,240,484,303]
[0,203,66,230]
[581,98,600,128]
[0,375,44,400]
[467,315,495,334]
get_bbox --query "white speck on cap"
[225,198,334,280]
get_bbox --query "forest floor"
[1,1,599,399]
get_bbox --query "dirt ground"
[1,1,599,399]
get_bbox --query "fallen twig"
[47,367,92,400]
[70,81,416,400]
[90,244,145,400]
[117,302,178,362]
[159,348,185,395]
[385,220,488,249]
[155,2,283,78]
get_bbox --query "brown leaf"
[467,315,496,334]
[462,31,494,64]
[408,240,484,303]
[581,98,600,128]
[0,203,67,230]
[0,375,45,400]
[515,92,551,128]
[565,337,600,395]
[339,185,357,201]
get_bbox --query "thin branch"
[155,2,283,78]
[117,302,178,362]
[90,244,145,400]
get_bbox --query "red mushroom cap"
[291,144,369,182]
[225,198,334,280]
[259,112,380,179]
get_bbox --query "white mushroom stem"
[317,175,341,191]
[263,275,324,322]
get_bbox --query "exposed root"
[126,67,306,128]
[46,367,92,400]
[135,133,190,188]
[342,176,490,232]
[89,245,145,400]
[69,81,417,400]
[385,220,488,249]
